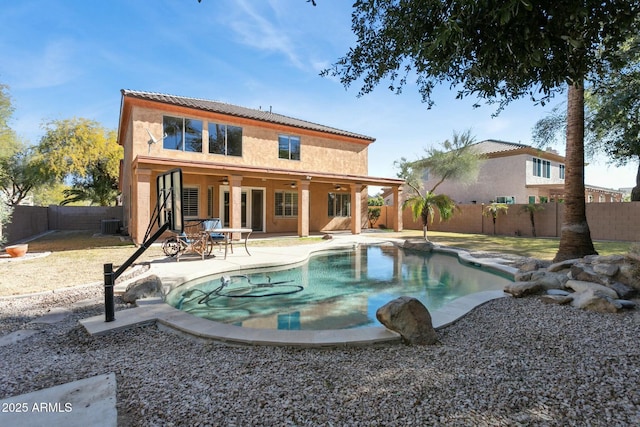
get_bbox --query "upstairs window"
[163,116,202,152]
[278,135,301,160]
[209,122,242,156]
[533,157,551,178]
[328,193,350,217]
[559,164,565,179]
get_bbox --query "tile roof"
[121,90,375,142]
[472,139,531,154]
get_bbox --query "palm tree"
[396,130,483,241]
[483,203,509,235]
[555,85,597,261]
[521,203,545,237]
[403,191,457,241]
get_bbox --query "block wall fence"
[2,205,124,244]
[375,202,640,242]
[3,203,638,245]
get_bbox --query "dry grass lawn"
[0,230,324,297]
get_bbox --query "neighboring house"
[584,185,624,203]
[117,90,404,244]
[420,139,623,205]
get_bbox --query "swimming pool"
[165,244,513,331]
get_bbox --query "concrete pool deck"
[80,234,517,347]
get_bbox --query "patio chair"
[202,218,225,252]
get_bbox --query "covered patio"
[128,156,404,244]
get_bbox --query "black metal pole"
[104,263,115,322]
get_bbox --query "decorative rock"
[546,289,571,296]
[376,296,438,345]
[616,299,637,309]
[547,259,578,273]
[518,259,544,273]
[617,263,640,290]
[402,240,435,252]
[565,280,619,299]
[570,290,623,313]
[591,254,626,264]
[122,275,163,304]
[535,272,568,290]
[570,264,606,285]
[514,271,533,282]
[592,263,619,277]
[540,294,574,305]
[608,282,636,300]
[504,281,543,298]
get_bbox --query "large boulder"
[570,264,607,285]
[122,274,163,304]
[570,289,624,313]
[504,281,544,297]
[565,279,619,299]
[376,297,438,345]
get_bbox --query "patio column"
[229,175,243,239]
[134,167,152,245]
[297,179,310,237]
[350,183,362,235]
[393,186,403,232]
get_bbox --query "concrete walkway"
[0,373,117,427]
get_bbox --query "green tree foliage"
[521,203,545,237]
[396,131,481,240]
[325,0,638,261]
[0,147,45,206]
[0,202,10,245]
[403,192,457,241]
[0,84,20,158]
[483,203,509,235]
[367,195,384,228]
[0,84,47,207]
[35,118,122,206]
[60,160,119,206]
[533,35,640,201]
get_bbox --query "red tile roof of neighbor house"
[121,89,376,142]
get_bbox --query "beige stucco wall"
[423,153,566,204]
[131,106,368,176]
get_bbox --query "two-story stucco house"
[420,140,566,204]
[117,90,404,244]
[420,139,622,205]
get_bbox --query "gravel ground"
[1,283,639,426]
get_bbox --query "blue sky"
[1,0,636,191]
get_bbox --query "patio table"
[212,228,253,259]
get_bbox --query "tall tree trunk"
[631,159,640,201]
[554,84,597,262]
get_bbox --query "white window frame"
[533,157,551,178]
[182,186,199,219]
[275,191,298,217]
[328,193,351,217]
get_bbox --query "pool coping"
[80,236,517,347]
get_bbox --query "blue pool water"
[165,245,513,330]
